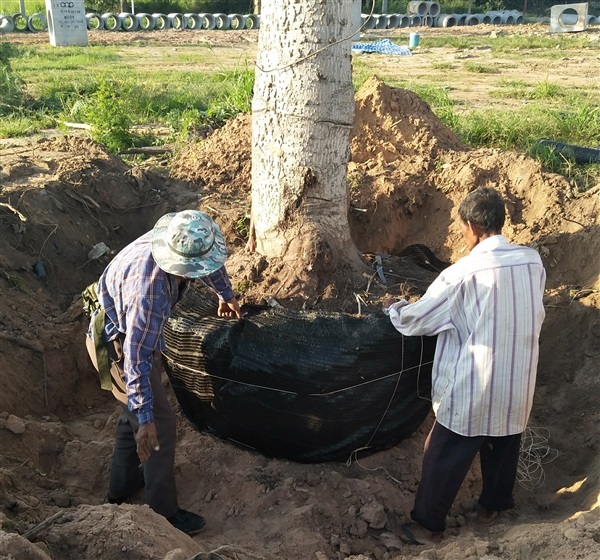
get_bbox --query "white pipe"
[408,2,427,16]
[167,13,186,30]
[435,14,457,28]
[373,14,389,29]
[214,13,230,30]
[199,13,216,29]
[119,12,139,31]
[27,13,47,32]
[245,14,259,29]
[101,13,122,31]
[361,13,377,29]
[398,15,410,28]
[387,14,400,28]
[0,15,16,32]
[86,13,104,30]
[184,13,203,30]
[409,15,422,27]
[425,2,441,17]
[228,14,246,30]
[136,13,155,30]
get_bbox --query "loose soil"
[1,24,599,560]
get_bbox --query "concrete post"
[46,0,88,46]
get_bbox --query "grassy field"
[1,25,599,190]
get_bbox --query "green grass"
[464,61,500,74]
[1,43,254,145]
[2,36,598,192]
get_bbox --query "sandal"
[477,505,500,526]
[399,522,442,546]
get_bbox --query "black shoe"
[167,509,206,535]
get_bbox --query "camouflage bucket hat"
[151,210,227,278]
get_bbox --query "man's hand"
[218,298,242,318]
[136,422,160,462]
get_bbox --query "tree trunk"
[251,0,365,292]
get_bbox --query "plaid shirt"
[92,231,234,424]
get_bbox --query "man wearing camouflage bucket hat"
[85,210,241,535]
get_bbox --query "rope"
[164,354,434,397]
[346,336,428,484]
[516,426,558,491]
[255,0,376,74]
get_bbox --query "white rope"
[164,354,433,397]
[256,0,376,74]
[346,336,429,485]
[517,426,558,491]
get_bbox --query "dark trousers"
[107,339,179,518]
[411,421,521,533]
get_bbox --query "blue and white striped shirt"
[389,235,546,437]
[93,231,234,424]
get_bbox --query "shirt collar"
[470,234,508,255]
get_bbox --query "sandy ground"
[1,23,599,560]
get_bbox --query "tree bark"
[251,0,365,286]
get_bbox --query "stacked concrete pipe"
[0,9,536,34]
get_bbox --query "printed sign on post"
[46,0,87,46]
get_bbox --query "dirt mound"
[0,78,598,560]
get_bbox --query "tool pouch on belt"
[82,282,112,391]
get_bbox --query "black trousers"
[107,340,179,518]
[411,421,522,533]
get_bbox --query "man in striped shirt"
[86,210,241,535]
[386,187,546,545]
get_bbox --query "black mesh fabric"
[164,284,436,463]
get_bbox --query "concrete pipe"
[0,15,15,33]
[409,15,422,27]
[361,13,377,29]
[561,13,582,25]
[587,15,597,24]
[487,10,520,25]
[387,14,401,28]
[372,14,388,29]
[119,13,139,31]
[168,13,187,30]
[228,14,246,30]
[465,15,480,26]
[398,15,410,28]
[101,13,122,31]
[245,14,259,29]
[435,14,457,27]
[423,15,434,27]
[425,2,441,17]
[184,13,203,29]
[11,13,28,31]
[408,2,428,16]
[453,14,468,25]
[27,12,47,32]
[86,13,104,30]
[199,13,217,29]
[152,13,171,30]
[481,14,492,24]
[136,13,155,30]
[214,13,231,30]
